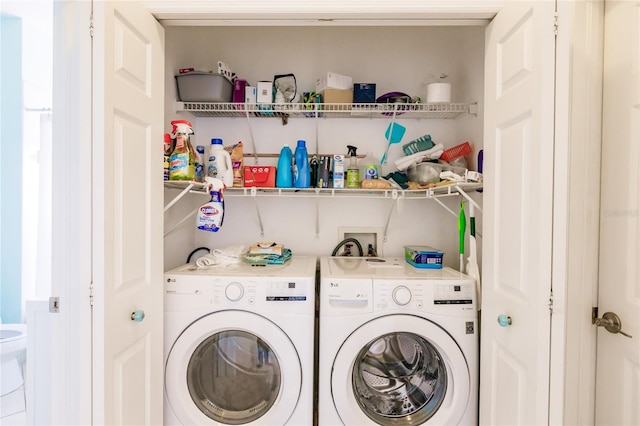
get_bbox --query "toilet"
[0,323,27,396]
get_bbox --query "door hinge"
[89,13,94,38]
[592,306,598,323]
[89,282,94,307]
[49,296,60,313]
[553,12,559,36]
[548,291,554,313]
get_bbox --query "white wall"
[163,25,485,270]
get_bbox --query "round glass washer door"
[165,310,302,425]
[331,314,470,426]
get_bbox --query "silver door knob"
[593,311,632,338]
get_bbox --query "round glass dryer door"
[165,311,302,425]
[331,315,470,426]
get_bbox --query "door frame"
[51,0,93,424]
[550,1,603,424]
[53,1,603,425]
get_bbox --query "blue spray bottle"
[197,177,226,232]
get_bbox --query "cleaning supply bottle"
[195,145,205,182]
[197,177,225,232]
[293,139,311,188]
[361,151,379,180]
[276,144,293,187]
[346,145,360,188]
[207,138,233,188]
[163,133,172,181]
[169,120,196,180]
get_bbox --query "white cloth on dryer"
[195,245,247,268]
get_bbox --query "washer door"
[165,311,301,425]
[332,315,470,426]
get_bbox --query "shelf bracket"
[164,182,196,212]
[455,185,483,213]
[433,197,458,218]
[164,206,199,237]
[249,187,265,237]
[383,189,401,242]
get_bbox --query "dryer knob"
[392,286,412,306]
[225,282,244,302]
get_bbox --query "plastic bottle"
[169,120,196,180]
[276,144,293,187]
[361,151,379,180]
[163,133,172,181]
[195,145,205,182]
[196,177,225,232]
[207,138,233,188]
[293,140,311,188]
[346,145,360,188]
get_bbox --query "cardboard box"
[404,245,444,269]
[256,81,273,103]
[353,83,376,103]
[245,86,257,103]
[316,72,353,92]
[332,154,345,188]
[322,89,353,103]
[244,166,276,187]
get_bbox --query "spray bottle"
[169,120,196,180]
[197,177,226,232]
[346,145,360,188]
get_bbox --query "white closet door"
[595,1,640,424]
[91,1,165,424]
[480,1,556,424]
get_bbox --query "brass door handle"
[593,311,632,338]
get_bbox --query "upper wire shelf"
[175,101,475,119]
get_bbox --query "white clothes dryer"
[164,256,316,426]
[318,256,478,426]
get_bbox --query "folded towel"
[195,245,246,268]
[244,248,293,265]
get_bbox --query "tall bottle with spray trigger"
[346,145,360,188]
[196,177,226,232]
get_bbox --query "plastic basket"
[440,141,471,162]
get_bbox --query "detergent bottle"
[197,177,225,232]
[207,138,234,188]
[169,120,196,180]
[293,139,311,188]
[276,144,293,187]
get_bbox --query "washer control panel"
[375,279,475,312]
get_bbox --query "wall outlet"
[338,226,384,257]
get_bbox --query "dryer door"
[165,311,301,425]
[332,314,470,425]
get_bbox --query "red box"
[244,166,276,187]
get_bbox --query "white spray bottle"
[196,177,226,232]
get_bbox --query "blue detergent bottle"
[293,140,311,188]
[276,144,293,187]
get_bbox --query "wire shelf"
[176,101,472,119]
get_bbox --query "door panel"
[92,1,164,424]
[595,1,640,424]
[481,2,556,424]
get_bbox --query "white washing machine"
[164,256,317,425]
[318,256,478,426]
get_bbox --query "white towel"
[195,245,246,268]
[394,143,444,171]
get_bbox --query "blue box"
[404,245,444,269]
[353,83,376,103]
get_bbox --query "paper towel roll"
[426,83,451,103]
